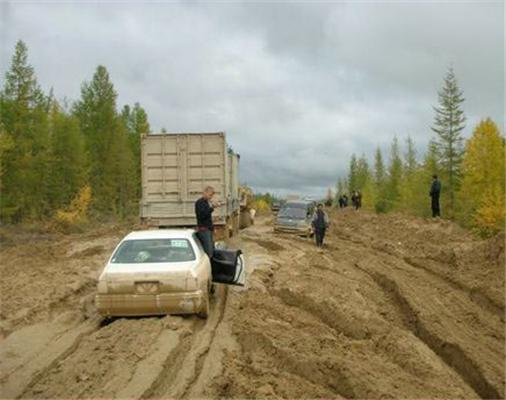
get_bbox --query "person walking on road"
[195,186,222,258]
[430,175,441,218]
[312,203,329,248]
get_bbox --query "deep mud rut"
[0,210,504,399]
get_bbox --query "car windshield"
[111,239,196,263]
[278,207,307,219]
[285,202,308,209]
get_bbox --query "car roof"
[123,229,196,240]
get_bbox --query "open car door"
[211,249,245,286]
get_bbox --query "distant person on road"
[351,191,362,210]
[195,186,222,258]
[338,195,345,208]
[429,175,441,218]
[342,194,349,207]
[312,203,330,248]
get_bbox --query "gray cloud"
[0,1,503,198]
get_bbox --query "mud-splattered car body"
[95,230,245,318]
[273,201,315,236]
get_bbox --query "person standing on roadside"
[195,186,222,258]
[430,175,441,218]
[338,195,344,208]
[351,191,362,210]
[312,203,330,248]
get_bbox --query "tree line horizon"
[1,40,504,236]
[334,67,504,236]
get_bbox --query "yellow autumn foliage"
[253,198,270,213]
[53,185,92,231]
[458,118,505,235]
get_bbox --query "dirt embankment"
[0,211,504,399]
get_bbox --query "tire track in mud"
[143,286,229,399]
[403,256,504,319]
[354,262,500,400]
[2,315,101,399]
[336,231,504,321]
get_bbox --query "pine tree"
[399,136,419,212]
[73,65,136,216]
[121,102,150,200]
[386,137,403,211]
[431,67,466,217]
[348,154,358,194]
[355,154,370,191]
[458,118,505,235]
[373,147,387,212]
[336,177,345,196]
[47,101,87,210]
[0,40,50,221]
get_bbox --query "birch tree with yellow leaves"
[458,118,505,235]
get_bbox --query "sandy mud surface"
[0,210,504,399]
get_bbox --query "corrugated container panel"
[140,132,239,227]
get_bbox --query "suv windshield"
[278,207,307,219]
[284,202,308,209]
[111,239,195,263]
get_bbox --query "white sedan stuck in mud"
[95,229,245,318]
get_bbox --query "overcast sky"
[1,1,504,197]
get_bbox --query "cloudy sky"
[1,1,503,197]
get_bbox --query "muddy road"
[1,210,504,399]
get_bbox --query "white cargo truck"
[140,132,240,238]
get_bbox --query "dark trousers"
[315,228,326,247]
[197,230,214,258]
[431,195,440,217]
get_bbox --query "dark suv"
[273,201,315,236]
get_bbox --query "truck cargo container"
[140,132,240,238]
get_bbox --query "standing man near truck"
[195,186,222,258]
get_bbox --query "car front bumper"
[95,290,205,317]
[273,224,311,234]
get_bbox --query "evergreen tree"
[47,101,87,210]
[355,154,370,191]
[121,102,150,200]
[0,40,50,221]
[73,65,136,216]
[458,118,505,235]
[385,137,403,211]
[373,147,387,213]
[336,177,345,195]
[347,153,358,194]
[399,136,419,213]
[431,67,466,217]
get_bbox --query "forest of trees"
[1,41,503,237]
[337,68,505,236]
[0,40,150,226]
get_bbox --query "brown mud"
[0,210,504,399]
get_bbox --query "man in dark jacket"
[430,175,441,218]
[195,186,222,258]
[312,203,329,248]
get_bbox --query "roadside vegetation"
[337,69,504,236]
[0,40,150,230]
